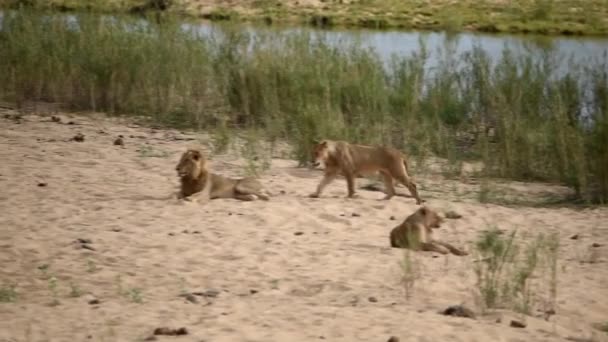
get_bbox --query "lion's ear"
[320,140,328,147]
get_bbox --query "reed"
[1,10,606,202]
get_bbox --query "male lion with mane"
[309,139,423,204]
[176,148,270,202]
[390,206,467,256]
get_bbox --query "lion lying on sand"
[309,140,422,204]
[176,148,270,202]
[390,206,467,256]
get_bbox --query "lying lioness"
[175,148,270,202]
[309,139,422,204]
[390,206,467,256]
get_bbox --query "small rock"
[294,231,304,236]
[192,289,220,298]
[71,133,85,142]
[153,327,188,336]
[441,305,476,319]
[570,234,579,240]
[67,121,75,125]
[113,136,124,146]
[111,228,122,232]
[542,308,556,321]
[495,317,502,323]
[168,232,175,236]
[192,230,201,234]
[81,244,96,251]
[591,243,602,248]
[351,212,361,217]
[445,211,462,219]
[182,230,189,234]
[183,294,199,304]
[143,336,158,341]
[204,289,220,298]
[88,299,100,305]
[368,296,378,303]
[51,116,61,123]
[250,289,258,295]
[387,337,400,342]
[280,190,286,195]
[77,238,92,244]
[389,216,396,220]
[510,320,526,328]
[37,182,47,187]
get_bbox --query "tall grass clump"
[473,228,560,315]
[1,9,607,201]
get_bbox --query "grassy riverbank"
[2,0,608,36]
[1,10,607,202]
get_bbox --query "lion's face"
[176,149,206,179]
[420,206,443,228]
[311,141,331,168]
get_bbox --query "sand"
[0,108,607,342]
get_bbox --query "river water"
[2,10,607,71]
[189,20,608,71]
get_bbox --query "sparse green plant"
[87,260,97,273]
[0,284,18,303]
[210,123,232,155]
[69,282,83,298]
[127,288,143,303]
[178,277,188,296]
[240,130,271,177]
[399,249,421,300]
[115,275,144,303]
[138,145,169,158]
[473,227,560,315]
[48,276,60,306]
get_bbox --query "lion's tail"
[402,156,410,175]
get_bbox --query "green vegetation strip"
[2,0,608,36]
[1,10,607,202]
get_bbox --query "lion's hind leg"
[380,170,396,200]
[235,178,270,201]
[395,174,423,205]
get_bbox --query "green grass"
[1,10,607,202]
[0,283,18,303]
[2,0,608,36]
[473,228,560,314]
